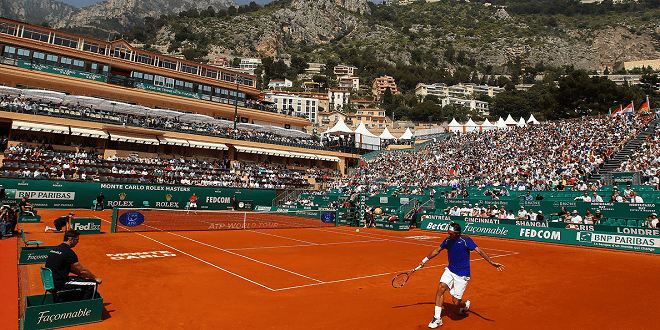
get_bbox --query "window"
[45,54,58,65]
[82,41,99,53]
[2,46,15,58]
[72,59,85,70]
[32,51,45,63]
[180,63,198,75]
[154,75,165,86]
[142,73,153,82]
[165,77,174,88]
[22,27,49,42]
[160,59,176,70]
[59,57,72,68]
[175,80,185,89]
[205,69,217,79]
[53,34,78,49]
[132,72,143,80]
[0,22,16,35]
[184,82,194,91]
[16,48,30,60]
[113,45,131,60]
[136,53,152,65]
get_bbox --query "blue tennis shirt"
[441,235,478,277]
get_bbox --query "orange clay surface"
[13,209,660,330]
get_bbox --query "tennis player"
[187,193,198,215]
[418,222,504,328]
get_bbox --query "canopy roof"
[504,114,517,125]
[399,128,414,140]
[447,118,461,127]
[354,121,378,137]
[481,118,494,127]
[517,117,527,127]
[323,117,354,135]
[465,118,478,127]
[527,114,540,124]
[379,126,397,140]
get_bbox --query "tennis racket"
[392,265,422,288]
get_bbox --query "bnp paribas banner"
[420,215,660,254]
[0,178,274,211]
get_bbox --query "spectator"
[630,191,644,203]
[569,210,583,224]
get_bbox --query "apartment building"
[372,76,399,98]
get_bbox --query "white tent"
[504,114,517,126]
[527,114,540,125]
[517,117,527,127]
[399,128,414,140]
[447,118,463,133]
[465,118,478,132]
[354,121,378,137]
[354,121,380,151]
[322,117,354,135]
[480,118,495,131]
[379,126,397,140]
[496,117,507,129]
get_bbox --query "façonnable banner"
[420,215,660,254]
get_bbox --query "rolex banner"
[420,215,660,254]
[0,178,275,211]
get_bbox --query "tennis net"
[110,208,337,233]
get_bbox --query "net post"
[110,207,117,233]
[243,211,247,230]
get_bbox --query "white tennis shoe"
[428,317,442,328]
[44,226,51,232]
[459,300,471,314]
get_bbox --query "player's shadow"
[392,302,494,323]
[392,301,435,308]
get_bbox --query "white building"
[415,82,503,98]
[440,97,490,115]
[239,58,262,71]
[268,79,293,90]
[265,92,318,123]
[328,89,351,111]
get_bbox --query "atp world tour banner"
[420,215,660,254]
[0,178,274,211]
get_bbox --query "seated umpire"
[44,230,102,300]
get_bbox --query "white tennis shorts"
[440,267,470,300]
[189,202,197,208]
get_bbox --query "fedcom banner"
[420,216,660,254]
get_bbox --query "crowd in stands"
[328,114,655,194]
[1,143,335,189]
[1,94,323,150]
[615,129,660,189]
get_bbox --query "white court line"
[95,217,277,291]
[166,231,324,283]
[226,239,386,251]
[98,216,518,291]
[273,250,518,291]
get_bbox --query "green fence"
[420,215,660,253]
[0,178,275,211]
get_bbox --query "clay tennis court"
[15,209,660,330]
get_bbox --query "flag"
[609,106,622,117]
[638,96,650,113]
[622,102,634,115]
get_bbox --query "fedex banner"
[420,215,660,254]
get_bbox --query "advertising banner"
[71,218,102,234]
[0,178,275,211]
[420,215,660,254]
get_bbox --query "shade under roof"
[69,127,109,138]
[188,140,228,150]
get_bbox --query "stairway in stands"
[587,117,660,184]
